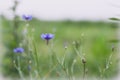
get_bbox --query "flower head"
[27,65,31,71]
[41,33,54,45]
[41,33,54,40]
[13,47,24,53]
[22,14,32,21]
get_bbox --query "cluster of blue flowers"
[13,15,54,53]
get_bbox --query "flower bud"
[82,58,86,64]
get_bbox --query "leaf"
[109,17,120,21]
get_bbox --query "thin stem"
[83,63,86,80]
[56,56,70,80]
[33,41,41,78]
[43,63,58,79]
[71,59,76,80]
[65,68,71,80]
[46,40,49,45]
[16,56,25,80]
[82,58,86,80]
[12,0,19,43]
[29,71,33,80]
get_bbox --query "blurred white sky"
[0,0,120,20]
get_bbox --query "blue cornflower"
[41,33,54,40]
[22,14,32,21]
[13,47,24,53]
[41,33,54,45]
[27,65,31,71]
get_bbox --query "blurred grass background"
[0,15,119,78]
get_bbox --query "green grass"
[1,17,119,79]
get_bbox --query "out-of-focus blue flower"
[41,33,54,40]
[41,33,54,45]
[22,14,32,21]
[27,65,31,71]
[13,47,24,53]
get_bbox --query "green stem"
[16,56,24,80]
[71,59,76,80]
[83,63,86,80]
[43,63,58,79]
[33,41,41,78]
[12,0,19,43]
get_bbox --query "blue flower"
[27,65,31,71]
[13,47,24,53]
[41,33,54,45]
[22,14,32,21]
[41,33,54,40]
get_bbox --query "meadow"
[1,16,119,80]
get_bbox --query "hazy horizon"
[0,0,120,20]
